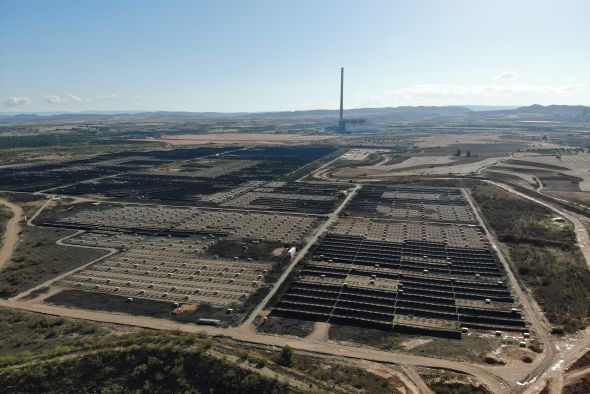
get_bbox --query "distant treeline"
[0,133,138,149]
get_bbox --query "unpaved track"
[400,365,434,394]
[8,177,588,393]
[483,180,590,269]
[0,299,509,393]
[304,322,330,342]
[10,230,117,301]
[241,184,361,326]
[296,149,351,182]
[465,179,590,393]
[464,189,556,393]
[0,197,23,271]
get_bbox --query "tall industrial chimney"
[338,67,345,132]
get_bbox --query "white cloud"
[2,97,31,107]
[44,93,91,104]
[354,82,585,107]
[65,93,90,103]
[97,94,117,99]
[45,94,62,104]
[494,71,518,80]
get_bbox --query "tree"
[466,150,471,157]
[454,148,462,157]
[280,345,294,367]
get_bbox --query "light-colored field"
[492,153,590,192]
[333,156,504,178]
[365,155,455,171]
[340,148,387,161]
[413,133,528,148]
[148,133,334,145]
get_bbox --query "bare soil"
[149,133,334,145]
[0,226,107,298]
[256,316,315,337]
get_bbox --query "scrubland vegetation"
[0,205,10,234]
[394,178,590,332]
[469,183,590,332]
[0,226,106,298]
[0,308,399,393]
[422,371,490,394]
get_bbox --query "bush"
[280,345,294,367]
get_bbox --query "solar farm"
[4,146,350,325]
[270,185,527,339]
[34,198,326,324]
[2,145,528,337]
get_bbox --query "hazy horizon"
[0,104,529,116]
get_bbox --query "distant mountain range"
[1,104,589,123]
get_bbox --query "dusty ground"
[413,133,531,149]
[519,153,590,191]
[364,155,456,171]
[0,198,23,271]
[401,338,433,351]
[333,156,504,178]
[146,133,335,145]
[305,321,331,342]
[341,149,387,161]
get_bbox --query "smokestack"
[339,67,344,122]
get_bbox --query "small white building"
[287,246,297,259]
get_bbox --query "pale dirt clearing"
[333,156,505,178]
[413,133,530,148]
[364,155,455,171]
[304,321,331,342]
[514,153,590,191]
[0,298,511,394]
[0,198,23,271]
[401,338,433,351]
[145,133,335,145]
[341,148,387,161]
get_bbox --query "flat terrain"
[0,198,22,272]
[0,126,589,393]
[0,225,108,297]
[268,184,528,341]
[150,133,335,145]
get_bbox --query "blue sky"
[1,0,589,113]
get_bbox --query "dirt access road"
[0,185,511,393]
[4,177,589,393]
[483,180,590,269]
[0,298,510,393]
[464,189,556,394]
[0,197,23,271]
[242,184,361,325]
